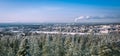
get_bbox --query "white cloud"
[74,15,120,22]
[74,16,91,22]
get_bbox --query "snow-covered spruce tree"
[17,38,31,56]
[54,34,65,56]
[42,34,51,56]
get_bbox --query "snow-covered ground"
[33,31,90,35]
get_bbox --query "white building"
[100,29,109,34]
[102,25,111,29]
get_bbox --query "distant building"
[100,29,109,34]
[0,28,4,32]
[102,25,111,29]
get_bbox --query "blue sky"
[0,0,120,23]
